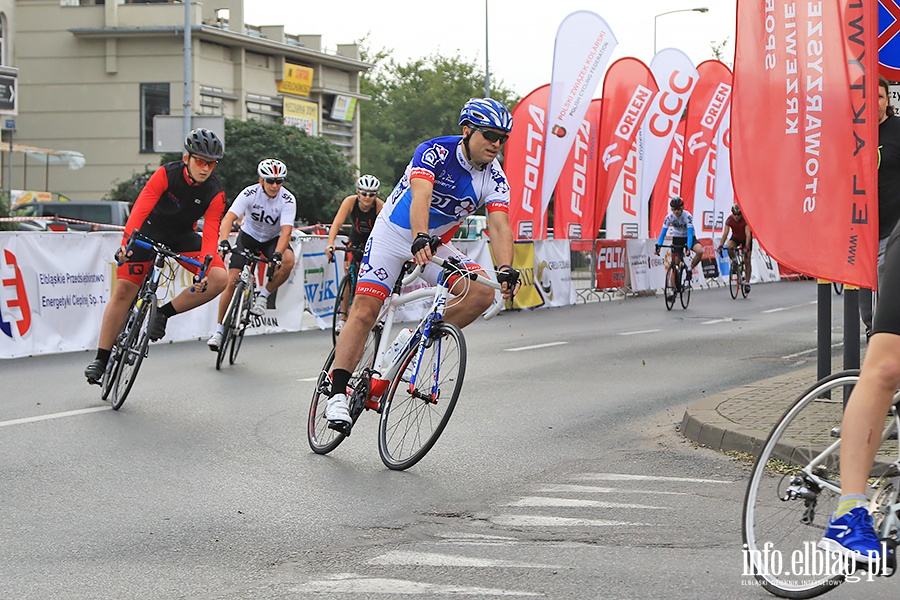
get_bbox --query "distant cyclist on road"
[84,128,228,384]
[207,158,297,351]
[717,203,753,294]
[655,196,703,295]
[324,174,384,335]
[323,98,521,427]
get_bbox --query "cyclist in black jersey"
[325,175,384,333]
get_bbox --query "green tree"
[105,119,353,224]
[359,48,520,190]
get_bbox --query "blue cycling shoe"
[818,506,889,566]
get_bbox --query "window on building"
[140,82,170,153]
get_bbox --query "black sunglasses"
[472,126,509,144]
[265,178,285,185]
[359,191,377,197]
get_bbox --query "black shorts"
[229,231,278,271]
[872,221,900,336]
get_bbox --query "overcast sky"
[244,1,738,98]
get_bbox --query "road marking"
[575,473,731,484]
[296,376,318,382]
[781,342,842,360]
[537,484,690,496]
[368,550,564,569]
[763,300,817,313]
[491,514,652,527]
[504,342,568,352]
[618,329,661,336]
[702,318,733,325]
[0,406,111,428]
[508,496,670,510]
[293,573,541,596]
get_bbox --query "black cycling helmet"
[184,128,224,160]
[670,196,685,209]
[731,203,742,215]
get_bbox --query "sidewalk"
[679,357,853,455]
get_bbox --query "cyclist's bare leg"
[97,279,141,350]
[170,265,227,313]
[689,243,704,273]
[263,247,295,294]
[743,247,752,282]
[838,332,900,495]
[216,268,242,323]
[339,259,354,317]
[444,269,494,328]
[332,293,382,373]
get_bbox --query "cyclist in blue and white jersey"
[207,158,296,351]
[655,196,704,284]
[324,98,521,427]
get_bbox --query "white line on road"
[537,484,690,495]
[781,342,843,360]
[763,300,817,313]
[508,496,670,510]
[296,376,319,382]
[702,318,733,325]
[574,473,732,484]
[618,329,661,336]
[491,514,652,528]
[368,550,565,569]
[0,406,111,428]
[293,573,542,596]
[504,342,568,352]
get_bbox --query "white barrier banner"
[533,239,577,307]
[300,236,341,330]
[625,239,666,291]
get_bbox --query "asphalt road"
[2,280,887,599]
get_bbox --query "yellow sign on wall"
[283,97,318,136]
[278,64,314,97]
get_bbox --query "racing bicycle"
[724,243,750,299]
[308,255,507,470]
[660,244,691,310]
[101,232,211,409]
[330,242,364,345]
[215,247,276,370]
[742,370,900,598]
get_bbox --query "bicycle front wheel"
[680,271,691,309]
[743,370,882,598]
[332,274,352,345]
[664,264,677,311]
[229,282,252,365]
[100,346,122,401]
[111,297,156,410]
[730,262,741,299]
[217,281,243,370]
[378,322,466,471]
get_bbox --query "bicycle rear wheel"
[664,264,677,311]
[111,296,156,410]
[229,281,253,365]
[101,345,122,401]
[217,281,243,370]
[308,326,381,454]
[378,322,466,471]
[730,261,741,299]
[742,370,900,598]
[332,274,352,345]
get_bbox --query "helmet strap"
[461,127,487,171]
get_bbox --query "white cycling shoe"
[325,393,352,425]
[207,331,222,351]
[250,295,267,316]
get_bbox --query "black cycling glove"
[218,239,231,254]
[411,233,441,255]
[271,251,283,266]
[496,265,520,290]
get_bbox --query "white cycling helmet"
[258,158,287,179]
[356,174,380,192]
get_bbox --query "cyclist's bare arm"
[409,177,435,265]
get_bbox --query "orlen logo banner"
[680,60,732,213]
[543,11,618,232]
[554,98,601,245]
[641,49,699,209]
[0,249,32,339]
[505,84,550,240]
[595,58,657,239]
[595,239,626,289]
[731,0,877,287]
[651,119,686,238]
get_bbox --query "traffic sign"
[880,1,900,80]
[4,118,14,131]
[0,75,15,113]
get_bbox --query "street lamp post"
[653,7,709,55]
[484,0,490,98]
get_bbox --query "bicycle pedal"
[327,420,352,436]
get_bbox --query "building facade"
[10,0,371,200]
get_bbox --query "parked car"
[11,200,131,231]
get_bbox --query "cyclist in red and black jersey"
[717,203,753,294]
[324,174,384,333]
[84,128,229,384]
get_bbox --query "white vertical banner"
[605,131,648,239]
[542,11,617,227]
[712,105,734,237]
[299,236,342,330]
[641,49,699,205]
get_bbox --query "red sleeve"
[122,166,169,245]
[201,190,226,257]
